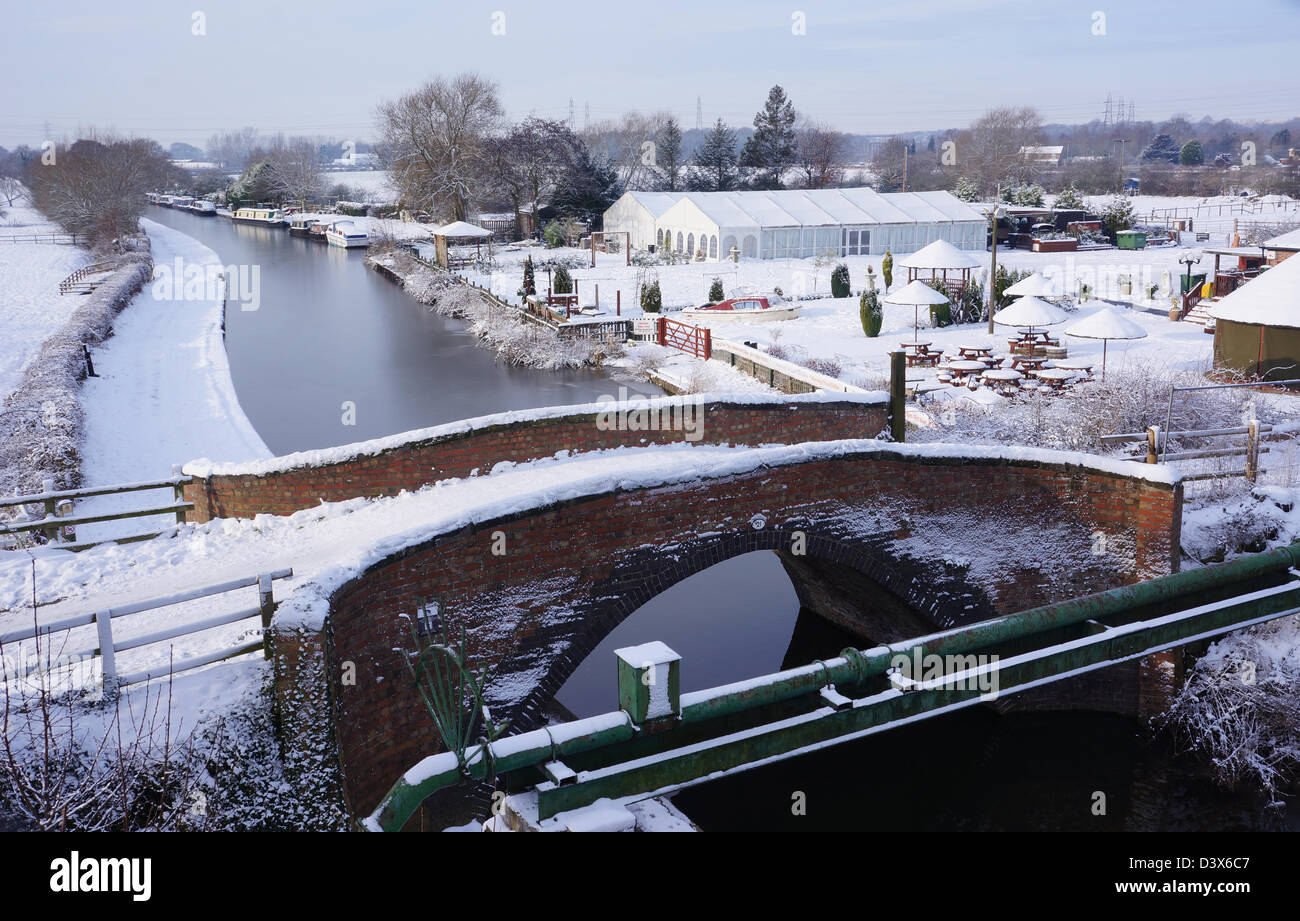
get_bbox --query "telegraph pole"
[986,205,1001,334]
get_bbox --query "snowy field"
[1076,192,1300,241]
[0,196,90,403]
[320,169,397,202]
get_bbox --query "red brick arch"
[281,444,1182,818]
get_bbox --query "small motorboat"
[288,215,319,237]
[680,293,800,323]
[188,200,217,216]
[325,220,369,248]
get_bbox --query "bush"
[708,277,725,302]
[519,256,536,298]
[1054,182,1085,210]
[553,265,573,294]
[803,356,842,378]
[929,301,952,328]
[641,279,662,313]
[882,251,893,291]
[830,263,851,299]
[542,221,566,248]
[860,289,882,337]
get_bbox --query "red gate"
[657,316,712,359]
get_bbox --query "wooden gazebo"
[433,221,493,269]
[898,239,982,299]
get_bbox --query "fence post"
[1246,420,1259,483]
[42,478,58,543]
[1146,426,1160,464]
[95,610,118,693]
[889,351,906,443]
[259,573,276,659]
[657,316,666,346]
[172,463,187,524]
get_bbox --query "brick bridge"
[179,394,1183,822]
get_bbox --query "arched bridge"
[208,397,1182,822]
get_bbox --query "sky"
[4,0,1298,150]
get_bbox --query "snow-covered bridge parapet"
[180,392,890,522]
[264,440,1182,822]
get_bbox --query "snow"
[883,279,951,306]
[436,221,491,238]
[74,220,272,543]
[1063,306,1149,341]
[897,238,983,270]
[1264,227,1300,250]
[0,195,90,404]
[1208,254,1300,327]
[992,296,1070,328]
[182,390,886,478]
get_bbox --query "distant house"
[1263,227,1300,264]
[330,151,380,169]
[1019,145,1064,167]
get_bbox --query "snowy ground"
[0,196,90,403]
[319,169,397,202]
[1076,192,1300,240]
[73,220,272,544]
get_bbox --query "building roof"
[897,238,983,270]
[638,188,983,230]
[1264,227,1300,251]
[1209,256,1300,328]
[622,191,688,218]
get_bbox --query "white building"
[603,188,985,262]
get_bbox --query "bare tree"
[581,110,672,193]
[795,121,846,189]
[953,106,1045,194]
[26,137,173,242]
[264,140,323,206]
[377,73,502,221]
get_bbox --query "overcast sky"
[6,0,1298,149]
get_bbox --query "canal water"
[147,207,1292,832]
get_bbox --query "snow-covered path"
[76,220,271,542]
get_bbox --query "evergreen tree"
[708,277,726,302]
[553,264,572,294]
[641,278,662,313]
[860,289,882,338]
[520,255,536,297]
[692,119,738,192]
[953,176,979,202]
[831,263,850,299]
[657,117,683,192]
[1179,139,1204,165]
[1055,182,1085,210]
[881,251,894,291]
[739,85,797,189]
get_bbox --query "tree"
[264,140,323,204]
[1140,134,1181,163]
[955,106,1044,193]
[739,85,797,189]
[953,176,979,202]
[881,251,894,291]
[641,278,662,313]
[708,277,725,302]
[655,117,683,191]
[1055,182,1085,210]
[1098,195,1136,240]
[1179,139,1205,166]
[795,122,845,189]
[550,144,619,224]
[860,289,882,337]
[553,265,573,294]
[870,137,908,192]
[487,118,583,237]
[520,256,536,297]
[831,263,850,299]
[692,119,738,192]
[377,73,502,221]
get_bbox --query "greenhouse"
[603,188,985,262]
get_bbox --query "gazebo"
[898,239,982,298]
[433,220,493,269]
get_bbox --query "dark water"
[145,207,659,455]
[146,208,1291,831]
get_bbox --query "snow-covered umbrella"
[991,295,1069,335]
[1003,272,1061,298]
[1064,306,1148,380]
[884,280,951,340]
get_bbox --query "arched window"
[721,235,738,261]
[686,233,695,256]
[709,235,718,259]
[676,231,684,252]
[657,228,664,248]
[743,234,758,259]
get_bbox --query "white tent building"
[603,188,985,262]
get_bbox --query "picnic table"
[956,344,994,359]
[982,368,1024,394]
[900,340,933,353]
[1011,355,1048,371]
[1033,368,1076,390]
[1054,359,1094,375]
[946,359,988,383]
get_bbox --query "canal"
[147,207,1291,832]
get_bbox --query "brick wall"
[279,448,1181,818]
[184,397,889,521]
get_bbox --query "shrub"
[641,279,662,313]
[881,251,893,291]
[542,220,566,248]
[929,301,952,327]
[708,277,725,302]
[520,256,536,297]
[553,265,573,294]
[860,289,882,337]
[803,356,842,378]
[830,263,851,299]
[1054,182,1085,210]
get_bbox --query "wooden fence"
[58,261,117,295]
[0,470,194,551]
[656,316,712,359]
[0,232,86,245]
[0,569,293,690]
[1100,421,1274,482]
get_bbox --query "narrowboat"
[324,220,369,248]
[188,200,217,216]
[288,215,320,238]
[231,206,288,226]
[680,294,800,323]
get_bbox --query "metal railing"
[0,469,193,550]
[1,569,293,689]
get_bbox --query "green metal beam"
[363,542,1300,831]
